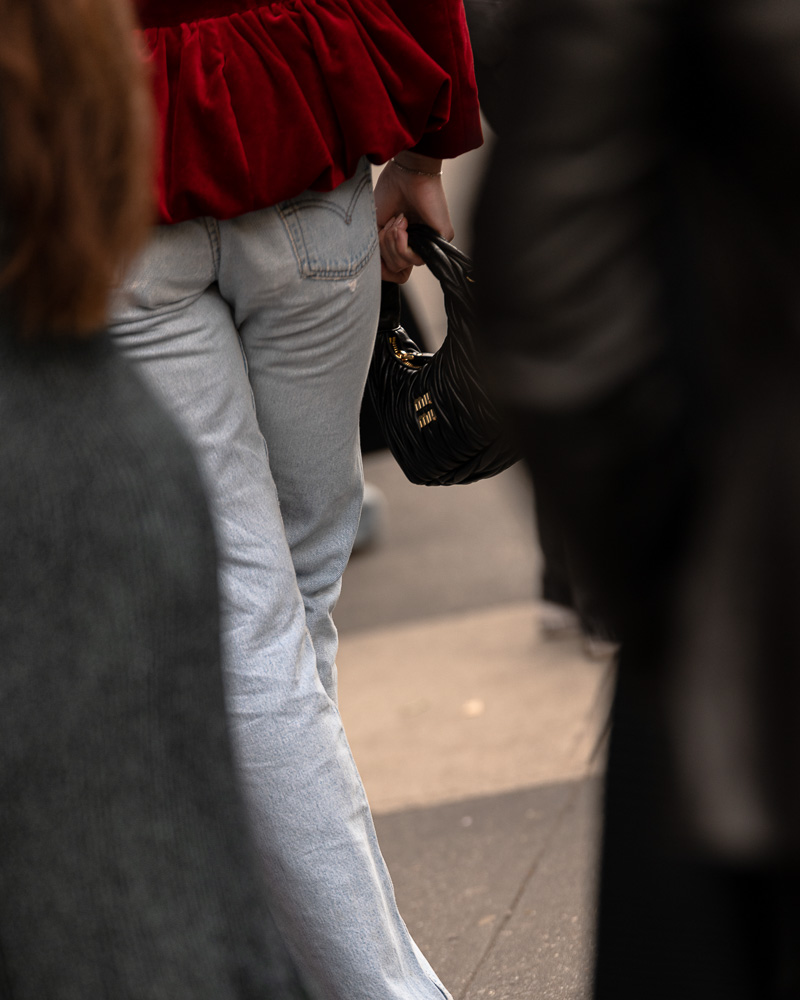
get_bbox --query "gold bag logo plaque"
[414,392,437,429]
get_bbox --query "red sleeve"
[385,0,483,158]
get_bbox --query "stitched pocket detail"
[277,161,378,280]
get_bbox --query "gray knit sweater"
[0,331,307,999]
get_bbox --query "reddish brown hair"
[0,0,154,337]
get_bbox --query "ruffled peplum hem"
[138,0,454,223]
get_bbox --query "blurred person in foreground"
[464,0,612,652]
[0,1,306,996]
[475,1,800,996]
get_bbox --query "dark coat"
[476,0,800,863]
[475,2,800,992]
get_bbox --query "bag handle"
[408,222,474,289]
[406,223,473,277]
[406,223,475,334]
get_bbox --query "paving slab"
[462,778,600,1000]
[337,601,611,813]
[338,453,539,634]
[374,778,601,1000]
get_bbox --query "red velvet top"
[135,0,482,223]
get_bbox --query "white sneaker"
[352,482,387,554]
[537,601,583,641]
[582,634,619,662]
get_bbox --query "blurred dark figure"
[465,0,609,645]
[462,0,513,131]
[475,1,800,996]
[0,1,306,996]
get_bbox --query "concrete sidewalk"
[337,452,614,1000]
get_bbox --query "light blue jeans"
[109,161,449,1000]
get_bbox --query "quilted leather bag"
[365,223,518,486]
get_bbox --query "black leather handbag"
[365,223,518,486]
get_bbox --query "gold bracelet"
[389,158,443,177]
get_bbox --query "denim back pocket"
[277,159,378,280]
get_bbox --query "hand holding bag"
[365,223,518,486]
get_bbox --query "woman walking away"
[111,2,482,998]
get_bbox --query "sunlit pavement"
[338,452,614,1000]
